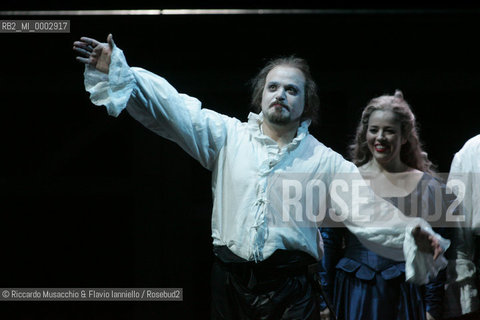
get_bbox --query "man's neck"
[261,119,300,148]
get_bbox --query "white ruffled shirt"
[82,43,450,285]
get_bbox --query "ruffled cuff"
[83,43,136,117]
[404,221,451,285]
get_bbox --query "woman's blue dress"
[320,173,453,320]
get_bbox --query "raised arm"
[72,34,233,170]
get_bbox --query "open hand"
[412,225,442,260]
[73,34,114,74]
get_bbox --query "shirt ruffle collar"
[246,112,310,150]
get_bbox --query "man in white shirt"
[73,34,448,320]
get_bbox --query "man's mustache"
[269,101,290,110]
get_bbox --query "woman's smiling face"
[366,109,406,169]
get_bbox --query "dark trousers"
[211,247,322,320]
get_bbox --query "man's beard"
[264,108,292,125]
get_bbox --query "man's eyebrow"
[266,81,302,91]
[369,125,395,128]
[286,84,301,90]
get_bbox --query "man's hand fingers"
[107,33,114,49]
[74,41,93,50]
[76,56,90,64]
[74,35,111,73]
[73,41,85,48]
[412,225,422,238]
[428,235,441,259]
[80,36,100,48]
[432,240,442,260]
[412,225,444,259]
[73,46,91,57]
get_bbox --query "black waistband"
[213,246,319,277]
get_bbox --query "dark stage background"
[1,3,479,319]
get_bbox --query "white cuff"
[404,222,450,285]
[83,43,135,117]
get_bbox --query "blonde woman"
[320,91,452,320]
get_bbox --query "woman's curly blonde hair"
[349,90,435,174]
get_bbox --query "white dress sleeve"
[83,43,233,170]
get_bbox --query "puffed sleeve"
[83,43,234,170]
